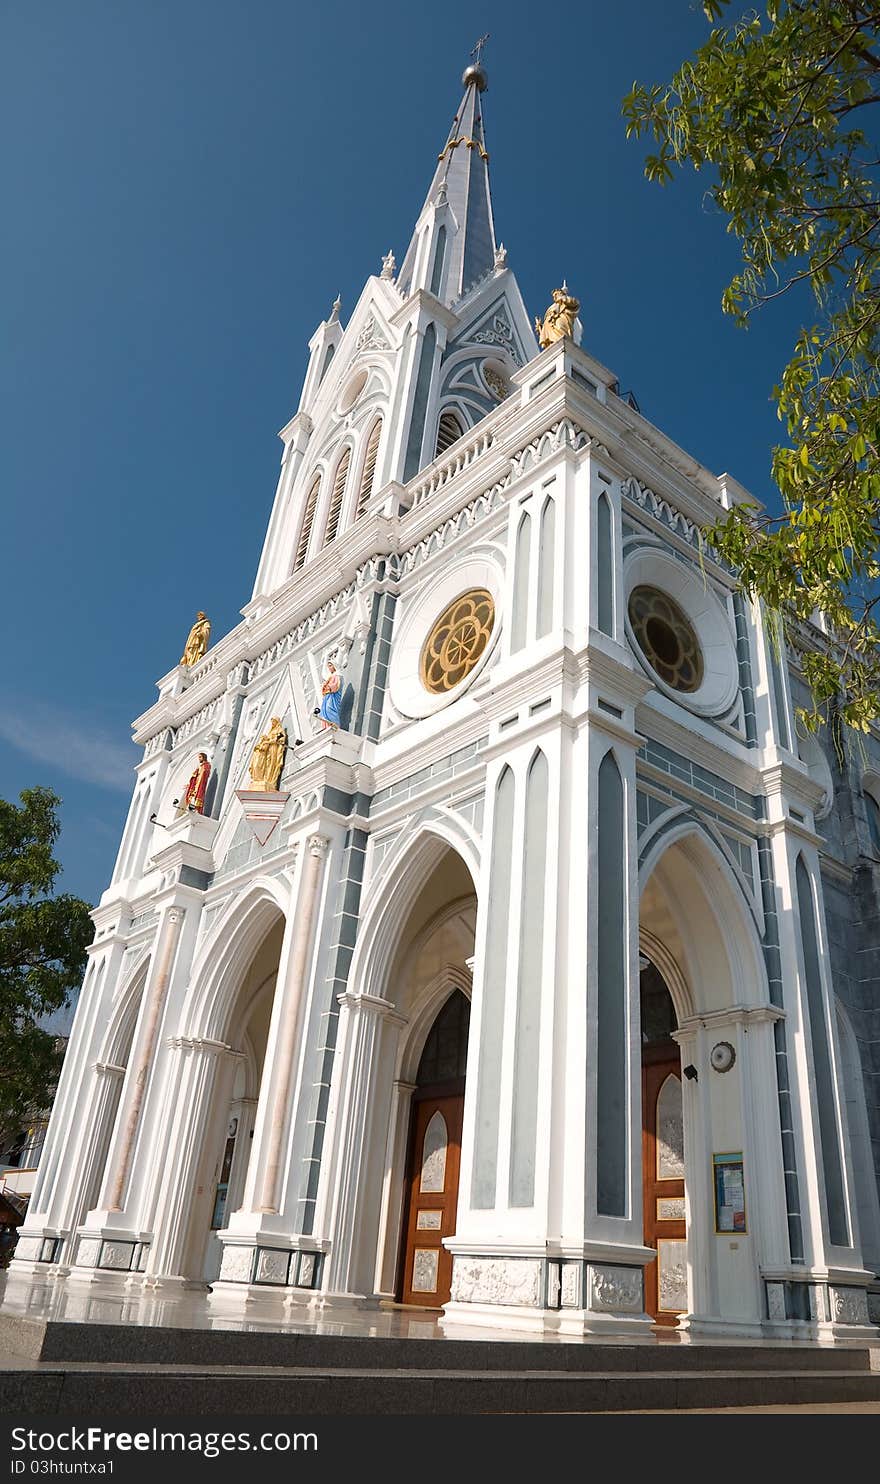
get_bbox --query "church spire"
[397,49,497,307]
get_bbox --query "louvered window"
[436,410,464,457]
[323,447,351,546]
[293,474,321,571]
[356,418,383,519]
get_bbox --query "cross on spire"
[471,33,490,66]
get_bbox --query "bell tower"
[250,55,536,601]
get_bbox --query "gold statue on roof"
[535,286,580,348]
[180,611,211,667]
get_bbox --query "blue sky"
[1,1,807,909]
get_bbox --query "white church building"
[13,59,880,1340]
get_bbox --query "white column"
[319,991,404,1298]
[53,1062,127,1267]
[143,1037,237,1284]
[374,1077,417,1297]
[256,836,329,1214]
[102,907,185,1212]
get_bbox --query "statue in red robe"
[177,752,211,815]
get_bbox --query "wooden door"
[399,1093,463,1308]
[642,1053,687,1325]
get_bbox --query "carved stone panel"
[296,1253,316,1289]
[219,1245,254,1283]
[450,1257,543,1308]
[765,1282,786,1321]
[831,1287,869,1325]
[255,1248,291,1285]
[99,1241,135,1271]
[561,1263,582,1309]
[14,1237,43,1263]
[589,1265,643,1313]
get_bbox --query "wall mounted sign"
[713,1152,747,1233]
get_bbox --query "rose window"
[628,585,704,693]
[420,590,495,694]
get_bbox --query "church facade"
[14,61,880,1340]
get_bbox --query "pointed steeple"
[397,58,497,306]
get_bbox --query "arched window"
[430,225,447,297]
[355,418,383,519]
[319,341,335,384]
[597,492,614,635]
[596,749,626,1217]
[435,409,464,458]
[293,473,321,571]
[323,447,351,546]
[536,497,555,639]
[865,787,880,855]
[510,512,531,654]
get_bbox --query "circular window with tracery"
[420,590,495,694]
[628,585,704,694]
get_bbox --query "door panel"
[643,1054,686,1325]
[400,1094,463,1307]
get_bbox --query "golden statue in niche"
[179,611,211,667]
[248,717,287,792]
[535,286,580,348]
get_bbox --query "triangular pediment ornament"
[461,294,528,367]
[234,789,291,846]
[356,314,389,353]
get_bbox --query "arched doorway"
[638,825,781,1332]
[399,990,470,1307]
[640,958,685,1326]
[321,829,478,1305]
[199,925,279,1281]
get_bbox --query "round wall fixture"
[628,585,704,694]
[710,1040,736,1074]
[388,556,502,719]
[420,590,495,694]
[337,368,368,415]
[624,549,739,716]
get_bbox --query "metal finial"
[471,33,490,65]
[463,32,489,91]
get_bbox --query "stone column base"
[440,1252,652,1337]
[763,1276,879,1339]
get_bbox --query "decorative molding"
[355,316,389,353]
[472,313,522,364]
[166,1036,238,1059]
[621,474,731,569]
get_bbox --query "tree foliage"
[0,789,92,1157]
[624,0,880,730]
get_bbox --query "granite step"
[2,1314,877,1376]
[2,1360,880,1414]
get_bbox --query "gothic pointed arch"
[323,445,352,546]
[355,416,383,519]
[436,408,464,458]
[293,472,322,572]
